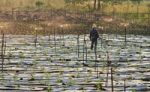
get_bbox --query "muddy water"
[0,34,149,92]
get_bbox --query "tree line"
[64,0,143,10]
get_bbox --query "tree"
[97,0,101,10]
[130,0,143,19]
[35,0,44,9]
[94,0,97,10]
[147,3,150,24]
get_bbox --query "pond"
[0,34,149,92]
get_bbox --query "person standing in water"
[90,24,99,50]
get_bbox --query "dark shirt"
[90,28,99,41]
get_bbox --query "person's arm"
[96,30,99,38]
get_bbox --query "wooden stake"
[44,24,46,36]
[106,51,109,86]
[62,28,64,46]
[4,41,6,57]
[111,68,114,92]
[77,34,79,58]
[94,42,98,78]
[83,34,85,64]
[35,30,37,47]
[85,40,87,63]
[125,27,127,46]
[124,79,126,92]
[54,27,56,54]
[1,32,4,73]
[101,35,103,47]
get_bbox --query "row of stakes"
[1,31,6,73]
[1,30,130,92]
[34,29,128,92]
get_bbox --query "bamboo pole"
[124,79,126,92]
[106,51,110,86]
[77,34,79,58]
[54,27,56,54]
[83,34,85,64]
[4,41,6,57]
[35,30,37,47]
[94,41,98,78]
[85,40,87,63]
[111,68,114,92]
[101,34,103,47]
[44,24,46,36]
[1,31,4,73]
[62,27,64,46]
[125,27,127,46]
[48,26,52,42]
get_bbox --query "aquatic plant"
[66,77,75,87]
[46,57,52,62]
[28,74,35,81]
[7,52,13,58]
[47,85,52,92]
[19,51,25,58]
[44,72,51,79]
[131,89,137,92]
[56,75,63,83]
[94,82,104,90]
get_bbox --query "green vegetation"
[19,51,25,58]
[0,0,65,10]
[47,85,52,92]
[0,0,149,35]
[94,82,104,90]
[0,0,149,12]
[0,0,149,21]
[35,1,44,9]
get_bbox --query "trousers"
[91,39,97,50]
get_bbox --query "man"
[90,24,99,50]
